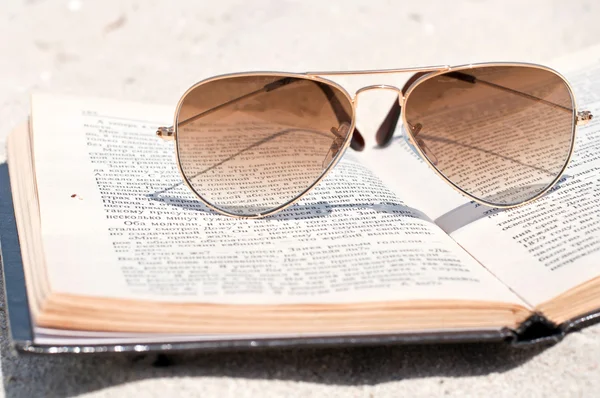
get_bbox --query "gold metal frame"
[170,71,357,219]
[159,62,593,218]
[400,62,580,210]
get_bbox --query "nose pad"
[417,138,439,166]
[410,123,439,166]
[322,122,351,168]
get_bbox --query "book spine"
[562,310,600,334]
[510,314,564,346]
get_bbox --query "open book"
[3,49,600,353]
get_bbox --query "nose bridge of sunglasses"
[351,74,432,149]
[354,84,403,101]
[351,84,404,148]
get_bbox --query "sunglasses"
[156,63,593,218]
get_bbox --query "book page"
[363,49,600,307]
[29,93,525,306]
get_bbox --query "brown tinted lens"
[176,75,353,216]
[405,65,575,206]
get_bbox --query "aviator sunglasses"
[157,63,594,218]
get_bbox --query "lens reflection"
[404,65,575,206]
[176,75,354,216]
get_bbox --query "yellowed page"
[363,45,600,307]
[29,93,524,306]
[6,123,50,315]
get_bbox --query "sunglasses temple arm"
[150,128,308,197]
[375,100,402,147]
[447,72,572,112]
[157,82,286,139]
[468,75,592,123]
[180,128,337,183]
[158,77,366,151]
[156,87,267,140]
[374,71,586,148]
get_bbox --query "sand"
[1,0,600,396]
